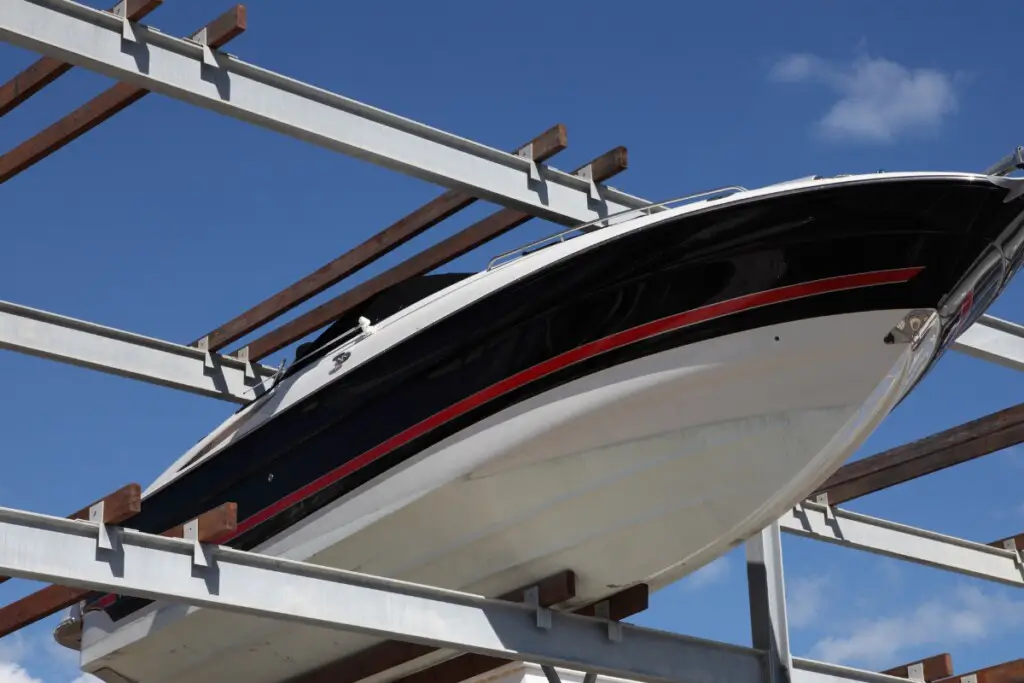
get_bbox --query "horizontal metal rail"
[953,314,1024,373]
[0,299,277,402]
[0,504,766,683]
[780,499,1024,588]
[0,0,650,226]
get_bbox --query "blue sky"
[3,1,1024,682]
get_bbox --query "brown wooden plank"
[0,483,141,588]
[0,502,236,639]
[0,0,163,118]
[935,660,1024,683]
[814,401,1024,504]
[240,146,629,361]
[66,482,142,524]
[0,5,247,185]
[386,584,651,683]
[291,570,577,683]
[881,654,954,682]
[193,124,568,351]
[160,501,238,544]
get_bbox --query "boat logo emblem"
[330,351,352,374]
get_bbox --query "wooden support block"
[0,0,163,118]
[161,501,238,544]
[193,124,568,351]
[388,583,651,683]
[0,5,247,185]
[881,654,955,682]
[0,502,236,640]
[67,482,143,524]
[574,581,649,621]
[935,659,1024,683]
[814,401,1024,504]
[240,145,630,361]
[291,570,577,683]
[0,483,141,587]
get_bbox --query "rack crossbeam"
[953,315,1024,374]
[780,501,1024,588]
[0,505,764,683]
[0,299,276,403]
[0,0,649,227]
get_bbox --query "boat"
[63,170,1024,683]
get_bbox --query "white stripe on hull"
[81,307,937,683]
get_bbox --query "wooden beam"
[192,124,568,352]
[0,5,247,184]
[935,660,1024,683]
[388,584,650,683]
[0,483,141,587]
[814,401,1024,504]
[881,654,955,682]
[239,146,629,361]
[0,502,236,639]
[290,570,577,683]
[0,0,163,118]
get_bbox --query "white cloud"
[685,556,731,590]
[0,628,96,683]
[769,53,960,143]
[786,575,829,628]
[809,584,1024,668]
[0,662,44,683]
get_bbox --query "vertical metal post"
[746,521,792,683]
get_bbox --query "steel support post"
[746,522,792,683]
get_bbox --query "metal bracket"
[523,586,552,630]
[907,663,925,682]
[1001,537,1024,577]
[593,599,623,642]
[110,0,136,42]
[196,336,215,370]
[575,164,601,202]
[183,518,212,568]
[960,675,978,683]
[189,27,218,68]
[813,492,834,522]
[89,501,114,551]
[517,143,541,183]
[235,346,256,379]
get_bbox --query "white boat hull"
[80,306,934,683]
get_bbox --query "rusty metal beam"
[0,0,162,118]
[239,146,629,361]
[0,482,140,587]
[193,124,567,352]
[289,570,577,683]
[387,584,649,683]
[0,5,247,184]
[814,401,1024,505]
[881,654,955,682]
[0,501,236,640]
[935,660,1024,683]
